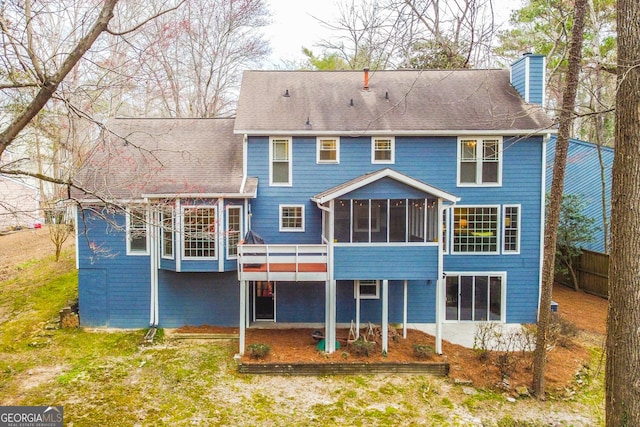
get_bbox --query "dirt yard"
[179,283,607,392]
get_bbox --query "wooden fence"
[555,249,609,298]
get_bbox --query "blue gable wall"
[546,137,613,253]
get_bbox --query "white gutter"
[234,129,558,137]
[141,192,257,199]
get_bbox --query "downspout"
[147,201,159,327]
[436,199,457,354]
[537,133,550,320]
[316,200,336,353]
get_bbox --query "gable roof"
[73,118,253,201]
[311,168,460,204]
[234,69,555,136]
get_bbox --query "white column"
[239,280,246,355]
[325,279,336,353]
[382,279,389,354]
[355,283,361,338]
[403,280,408,339]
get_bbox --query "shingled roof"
[234,69,555,135]
[73,118,252,201]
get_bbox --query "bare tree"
[532,0,588,399]
[606,0,640,424]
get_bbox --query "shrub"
[413,344,435,359]
[350,337,376,356]
[247,343,270,359]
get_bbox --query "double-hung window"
[270,137,292,186]
[458,137,502,186]
[227,206,242,258]
[279,205,305,232]
[317,137,339,163]
[372,137,395,164]
[126,207,148,255]
[182,206,217,259]
[502,205,520,253]
[452,206,499,253]
[160,207,174,259]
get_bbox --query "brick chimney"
[363,67,370,90]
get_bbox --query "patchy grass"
[0,242,605,426]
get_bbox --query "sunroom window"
[160,207,174,259]
[182,206,217,258]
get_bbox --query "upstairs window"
[270,137,292,186]
[452,206,498,253]
[126,207,148,255]
[458,137,502,186]
[317,137,340,163]
[183,206,217,259]
[372,137,395,164]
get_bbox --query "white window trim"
[126,207,149,256]
[226,205,243,259]
[161,207,175,260]
[451,205,500,255]
[316,136,340,164]
[354,279,380,299]
[502,204,521,254]
[181,205,218,260]
[371,136,395,164]
[443,271,507,322]
[279,204,305,232]
[456,136,503,187]
[269,136,293,186]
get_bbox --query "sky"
[262,0,520,68]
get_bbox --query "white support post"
[356,283,361,338]
[382,279,389,354]
[435,277,443,354]
[325,279,336,353]
[239,280,246,355]
[403,280,408,339]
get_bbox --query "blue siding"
[547,137,613,253]
[76,210,151,328]
[158,271,239,327]
[276,282,325,322]
[335,280,435,323]
[510,54,545,105]
[334,246,438,280]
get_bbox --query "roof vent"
[283,89,290,97]
[363,67,370,90]
[385,91,389,100]
[349,98,354,107]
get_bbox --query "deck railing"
[237,244,329,282]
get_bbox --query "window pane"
[503,206,519,252]
[461,140,477,160]
[408,199,425,242]
[374,138,392,161]
[319,139,337,161]
[426,199,437,242]
[129,210,147,253]
[389,199,406,242]
[371,199,387,242]
[483,140,498,160]
[272,162,289,183]
[482,162,498,183]
[273,140,289,160]
[161,208,173,257]
[460,162,476,183]
[489,276,502,320]
[446,276,459,321]
[460,276,473,321]
[353,200,369,242]
[281,206,303,230]
[474,276,489,321]
[334,200,350,243]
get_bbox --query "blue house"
[74,53,555,354]
[546,137,613,253]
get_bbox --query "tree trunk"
[531,0,588,398]
[606,0,640,424]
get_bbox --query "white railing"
[237,244,329,282]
